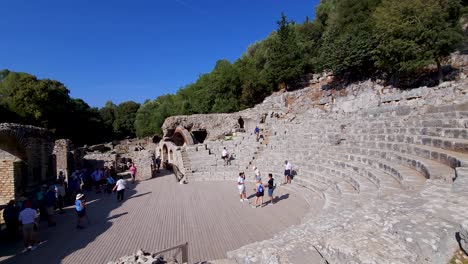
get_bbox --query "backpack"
[258,185,264,193]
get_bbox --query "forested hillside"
[0,70,140,145]
[134,0,466,137]
[1,0,466,143]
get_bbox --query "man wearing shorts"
[18,201,38,252]
[237,172,247,202]
[267,173,275,205]
[284,160,292,184]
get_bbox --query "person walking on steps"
[75,194,87,229]
[253,166,261,182]
[254,126,260,141]
[222,147,230,166]
[284,160,292,184]
[267,173,276,205]
[252,179,264,208]
[237,172,247,202]
[113,176,127,202]
[129,163,137,183]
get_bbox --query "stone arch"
[172,126,195,146]
[162,144,169,163]
[238,117,244,129]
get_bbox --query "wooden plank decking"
[0,171,310,263]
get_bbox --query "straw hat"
[76,193,84,200]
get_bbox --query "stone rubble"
[106,249,179,264]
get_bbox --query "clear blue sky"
[0,0,319,107]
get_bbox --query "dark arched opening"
[173,132,185,146]
[192,130,207,144]
[162,144,169,163]
[238,117,244,129]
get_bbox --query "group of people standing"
[2,163,135,253]
[237,160,293,208]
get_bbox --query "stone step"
[338,142,455,181]
[324,150,426,191]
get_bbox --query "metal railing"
[153,242,189,263]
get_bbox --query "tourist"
[222,147,230,166]
[155,156,161,173]
[129,163,137,183]
[44,186,57,226]
[91,168,103,193]
[253,166,261,181]
[106,173,115,193]
[3,200,19,240]
[284,160,292,184]
[36,185,48,221]
[113,176,127,201]
[254,126,260,141]
[110,165,117,180]
[237,172,247,202]
[18,200,39,252]
[81,168,92,191]
[75,193,87,229]
[57,171,65,183]
[252,179,264,208]
[266,173,275,205]
[259,135,264,144]
[54,180,66,214]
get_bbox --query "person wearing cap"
[18,200,39,252]
[75,194,87,229]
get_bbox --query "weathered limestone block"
[460,221,468,253]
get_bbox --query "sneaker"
[251,205,257,208]
[240,199,243,202]
[30,245,38,251]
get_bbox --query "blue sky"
[0,0,319,107]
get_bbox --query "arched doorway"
[162,144,169,163]
[0,133,29,203]
[172,132,185,146]
[192,130,207,144]
[238,117,244,129]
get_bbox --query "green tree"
[113,101,141,138]
[373,0,464,83]
[317,0,380,78]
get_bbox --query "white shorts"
[238,185,245,194]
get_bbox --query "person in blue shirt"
[254,126,260,141]
[75,193,87,229]
[44,186,57,226]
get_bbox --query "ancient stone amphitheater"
[160,67,468,263]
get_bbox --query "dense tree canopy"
[1,0,466,141]
[0,70,139,145]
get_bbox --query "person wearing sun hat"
[75,193,86,229]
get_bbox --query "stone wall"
[53,139,74,180]
[0,123,55,206]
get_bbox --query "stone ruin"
[0,123,55,207]
[158,57,468,263]
[0,124,158,218]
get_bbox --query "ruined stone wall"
[0,160,15,206]
[53,139,74,180]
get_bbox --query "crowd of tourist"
[1,162,138,253]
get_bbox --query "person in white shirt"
[113,176,127,201]
[237,172,247,202]
[222,147,230,165]
[253,166,261,182]
[18,201,38,252]
[284,160,292,184]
